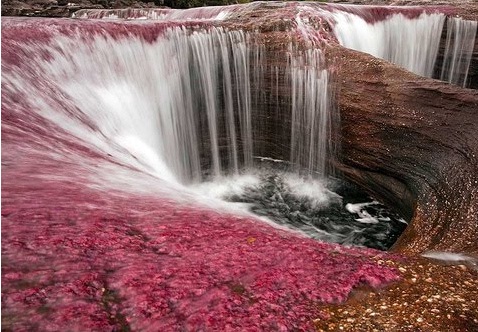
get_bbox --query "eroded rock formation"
[2,1,478,331]
[330,46,478,254]
[223,1,478,254]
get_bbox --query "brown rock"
[327,45,478,254]
[225,1,478,255]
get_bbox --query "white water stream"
[440,17,477,87]
[333,11,446,77]
[332,11,476,87]
[32,27,255,184]
[12,24,332,189]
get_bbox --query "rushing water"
[5,5,476,330]
[440,17,478,87]
[331,9,477,87]
[12,24,333,184]
[332,11,446,77]
[2,14,406,250]
[74,3,477,89]
[5,3,475,252]
[290,49,332,176]
[7,25,256,184]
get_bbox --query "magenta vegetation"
[2,10,402,331]
[2,180,399,330]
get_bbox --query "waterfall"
[331,9,477,87]
[6,12,338,189]
[2,14,405,332]
[440,17,478,88]
[10,25,255,184]
[332,11,446,77]
[289,49,332,176]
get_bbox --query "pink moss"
[2,169,400,330]
[2,15,401,331]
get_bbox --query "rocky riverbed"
[2,1,478,331]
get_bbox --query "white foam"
[190,173,261,199]
[283,174,341,209]
[345,202,380,224]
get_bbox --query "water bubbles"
[194,169,407,250]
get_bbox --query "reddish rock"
[327,46,478,254]
[223,1,478,254]
[1,15,401,331]
[2,2,478,331]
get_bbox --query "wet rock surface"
[221,1,478,255]
[1,0,159,17]
[314,256,478,331]
[329,46,478,254]
[2,1,478,331]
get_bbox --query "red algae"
[1,17,213,48]
[2,174,400,330]
[2,15,400,331]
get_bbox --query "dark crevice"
[100,281,131,332]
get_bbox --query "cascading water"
[332,11,446,77]
[12,25,255,184]
[2,6,407,250]
[331,8,477,87]
[440,17,478,87]
[6,3,455,330]
[290,49,332,176]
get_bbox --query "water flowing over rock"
[2,1,478,330]
[328,46,478,254]
[440,17,478,87]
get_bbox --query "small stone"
[417,317,423,323]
